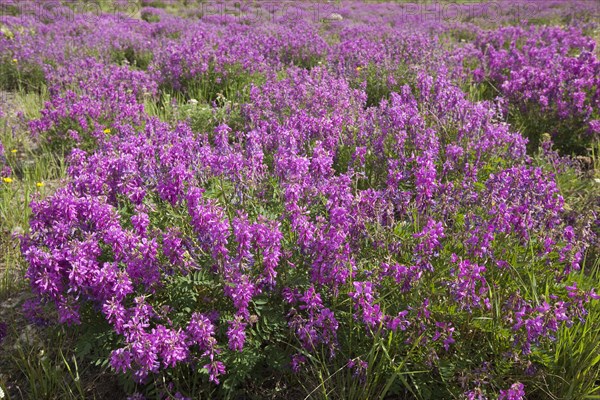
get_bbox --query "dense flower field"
[0,1,599,399]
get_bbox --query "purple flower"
[347,358,369,384]
[227,317,247,352]
[498,382,525,400]
[204,359,226,385]
[110,348,132,374]
[448,257,488,311]
[290,354,307,373]
[186,313,216,351]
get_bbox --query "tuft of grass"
[0,59,47,94]
[538,261,600,400]
[11,327,86,400]
[354,62,415,108]
[110,47,154,70]
[145,77,250,134]
[0,88,64,297]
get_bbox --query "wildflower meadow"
[0,1,599,399]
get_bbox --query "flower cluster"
[456,25,600,152]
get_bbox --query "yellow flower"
[3,177,13,183]
[11,58,17,64]
[356,66,363,72]
[11,149,17,153]
[103,128,111,134]
[36,182,44,187]
[1,27,14,40]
